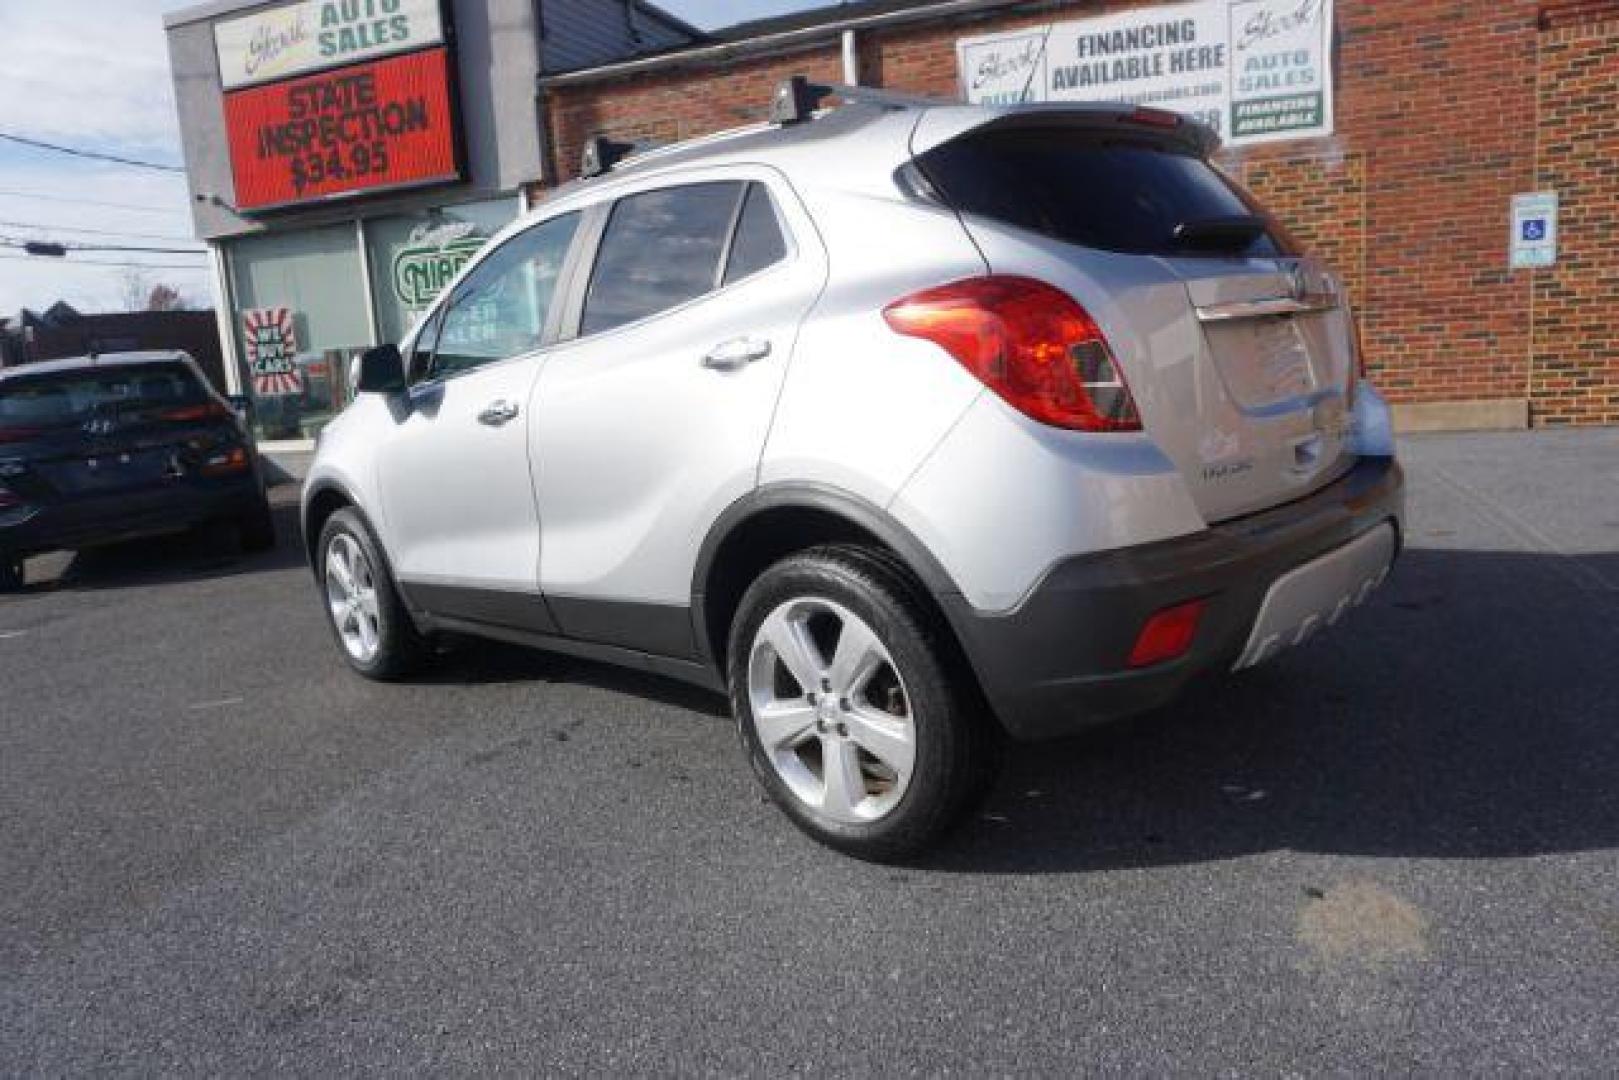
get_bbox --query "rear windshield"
[918,128,1300,259]
[0,364,210,427]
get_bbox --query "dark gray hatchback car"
[0,351,274,589]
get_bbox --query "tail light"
[200,445,249,476]
[160,402,233,423]
[0,485,22,510]
[1128,598,1206,668]
[882,276,1141,432]
[0,426,45,445]
[1126,106,1182,129]
[1346,312,1368,409]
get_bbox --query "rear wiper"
[1171,215,1268,253]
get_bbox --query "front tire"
[317,508,426,680]
[727,545,999,861]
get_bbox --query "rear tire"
[237,498,277,553]
[727,544,1000,861]
[317,508,427,680]
[0,552,23,592]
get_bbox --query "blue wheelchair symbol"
[1522,219,1548,242]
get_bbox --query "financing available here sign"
[957,0,1334,147]
[214,0,446,90]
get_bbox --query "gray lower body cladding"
[945,456,1405,741]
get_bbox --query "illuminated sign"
[214,0,446,90]
[222,46,462,211]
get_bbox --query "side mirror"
[355,344,406,394]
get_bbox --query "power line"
[0,239,204,256]
[0,218,199,243]
[0,132,184,173]
[0,254,207,270]
[0,187,188,216]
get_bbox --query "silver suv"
[303,83,1403,859]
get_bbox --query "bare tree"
[115,269,190,312]
[118,267,153,313]
[146,284,186,312]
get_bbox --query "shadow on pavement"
[7,498,306,594]
[417,547,1619,872]
[925,548,1619,873]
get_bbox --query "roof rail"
[768,75,942,125]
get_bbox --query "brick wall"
[543,0,1618,425]
[1530,17,1619,425]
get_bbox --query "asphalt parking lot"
[2,430,1616,1074]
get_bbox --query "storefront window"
[364,198,518,347]
[228,224,370,441]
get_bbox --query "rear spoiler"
[909,103,1221,161]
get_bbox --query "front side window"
[429,212,581,379]
[580,182,743,336]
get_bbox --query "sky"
[0,0,825,318]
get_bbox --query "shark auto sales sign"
[216,0,462,211]
[957,0,1334,147]
[214,0,446,90]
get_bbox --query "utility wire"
[0,187,188,215]
[0,253,207,270]
[0,218,198,243]
[0,132,184,173]
[0,239,204,255]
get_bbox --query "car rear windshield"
[0,364,210,428]
[917,127,1300,259]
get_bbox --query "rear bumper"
[945,455,1405,741]
[0,475,265,558]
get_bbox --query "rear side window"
[581,182,742,335]
[0,365,207,427]
[918,128,1299,258]
[723,184,788,285]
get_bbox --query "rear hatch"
[910,107,1357,523]
[0,363,243,506]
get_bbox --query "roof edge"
[540,0,1026,87]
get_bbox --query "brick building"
[537,0,1619,429]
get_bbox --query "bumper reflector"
[1128,598,1206,668]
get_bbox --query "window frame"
[556,175,798,344]
[407,209,587,390]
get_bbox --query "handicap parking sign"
[1511,192,1558,269]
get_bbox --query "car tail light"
[1346,312,1370,409]
[1126,106,1182,129]
[160,402,232,423]
[1128,598,1206,668]
[200,445,249,476]
[0,426,45,444]
[882,276,1142,432]
[0,485,22,510]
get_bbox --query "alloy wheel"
[747,597,917,824]
[324,533,381,663]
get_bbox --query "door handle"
[477,400,520,426]
[702,337,771,371]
